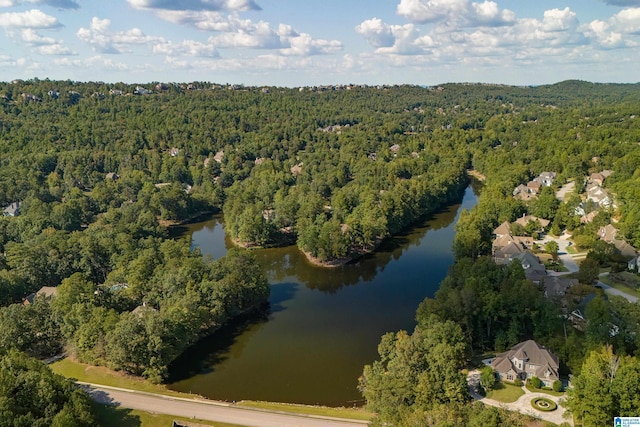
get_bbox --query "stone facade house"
[491,340,560,387]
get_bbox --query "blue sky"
[1,0,639,86]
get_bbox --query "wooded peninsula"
[1,79,640,426]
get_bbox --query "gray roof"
[3,201,20,216]
[491,340,559,380]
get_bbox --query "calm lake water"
[167,185,478,406]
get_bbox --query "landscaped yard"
[485,382,525,403]
[525,383,565,397]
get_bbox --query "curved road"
[82,383,369,427]
[542,234,638,303]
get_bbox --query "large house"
[599,224,638,258]
[491,340,560,387]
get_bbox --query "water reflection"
[168,186,478,405]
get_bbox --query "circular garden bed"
[531,397,557,412]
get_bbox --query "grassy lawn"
[55,358,374,423]
[525,383,565,397]
[238,400,374,422]
[51,358,192,398]
[485,382,525,403]
[94,403,246,427]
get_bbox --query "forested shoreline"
[359,81,640,426]
[2,79,640,425]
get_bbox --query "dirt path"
[82,383,369,427]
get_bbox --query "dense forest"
[2,79,640,425]
[358,81,640,426]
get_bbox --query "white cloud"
[471,1,516,26]
[155,11,341,56]
[540,7,579,32]
[396,0,515,27]
[280,33,342,56]
[37,43,74,55]
[153,39,218,57]
[610,7,640,34]
[0,9,60,28]
[77,17,165,54]
[355,19,420,54]
[208,18,283,48]
[54,55,129,71]
[17,28,76,55]
[361,3,628,62]
[355,18,396,48]
[397,0,465,24]
[20,28,55,44]
[128,0,261,12]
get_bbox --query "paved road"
[541,235,638,304]
[597,279,638,303]
[82,383,369,427]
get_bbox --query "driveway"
[467,372,572,426]
[539,233,581,274]
[539,235,637,303]
[82,383,369,427]
[555,181,576,202]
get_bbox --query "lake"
[167,185,478,406]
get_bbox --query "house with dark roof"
[491,340,560,387]
[514,251,547,283]
[542,276,578,298]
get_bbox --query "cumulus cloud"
[156,11,341,55]
[0,0,79,8]
[610,7,640,34]
[208,18,283,48]
[20,27,55,44]
[540,7,579,32]
[280,33,342,56]
[355,18,397,48]
[586,20,625,48]
[396,0,515,27]
[37,43,74,54]
[128,0,260,12]
[153,39,217,57]
[77,17,164,53]
[0,9,61,28]
[356,19,420,54]
[54,55,129,71]
[358,2,635,66]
